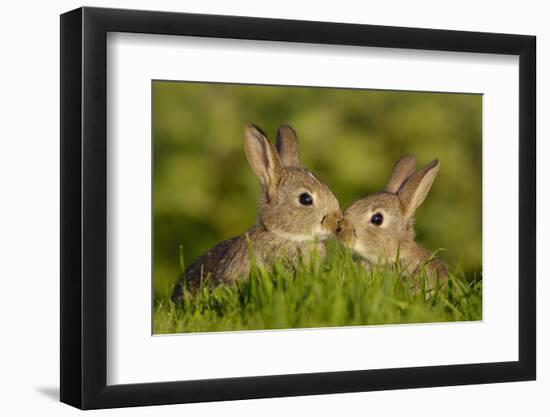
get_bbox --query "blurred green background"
[153,81,482,299]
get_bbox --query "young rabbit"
[337,155,448,291]
[172,123,342,302]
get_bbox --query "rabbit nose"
[336,219,345,234]
[337,218,354,238]
[323,211,344,231]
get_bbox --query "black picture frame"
[60,6,536,410]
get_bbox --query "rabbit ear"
[385,154,416,193]
[244,124,282,194]
[397,159,440,218]
[276,124,300,167]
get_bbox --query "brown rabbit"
[337,155,447,292]
[173,123,342,302]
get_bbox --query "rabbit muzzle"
[336,217,356,246]
[321,210,344,235]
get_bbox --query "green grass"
[153,242,482,334]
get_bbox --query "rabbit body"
[183,224,326,288]
[173,124,341,300]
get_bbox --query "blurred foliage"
[153,81,482,299]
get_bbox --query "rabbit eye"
[370,212,384,226]
[298,192,313,206]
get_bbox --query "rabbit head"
[244,123,342,242]
[337,155,441,268]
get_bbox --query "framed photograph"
[60,6,536,409]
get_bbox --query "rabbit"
[172,123,342,302]
[336,154,448,293]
